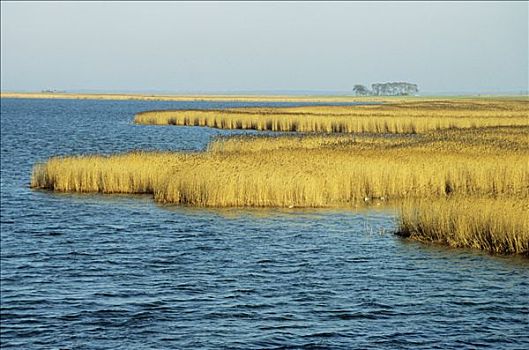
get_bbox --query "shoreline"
[1,91,386,103]
[2,91,527,103]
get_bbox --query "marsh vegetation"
[135,98,529,133]
[31,97,529,255]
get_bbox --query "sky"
[1,1,528,94]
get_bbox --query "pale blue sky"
[1,1,527,94]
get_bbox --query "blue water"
[1,98,528,349]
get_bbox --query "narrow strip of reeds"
[0,92,390,103]
[134,98,529,134]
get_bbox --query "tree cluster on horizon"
[353,82,419,96]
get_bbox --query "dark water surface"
[1,98,528,349]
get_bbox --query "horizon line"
[2,89,528,97]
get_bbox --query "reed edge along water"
[397,197,529,255]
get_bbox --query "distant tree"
[371,83,382,96]
[371,82,418,96]
[403,83,419,95]
[353,84,371,96]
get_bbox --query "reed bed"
[397,197,529,255]
[134,98,529,134]
[31,97,529,255]
[32,127,529,206]
[31,152,197,194]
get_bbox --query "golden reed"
[397,197,529,255]
[32,127,529,206]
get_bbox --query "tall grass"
[135,98,529,133]
[31,152,195,194]
[397,197,529,255]
[32,127,529,207]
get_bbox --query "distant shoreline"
[2,91,525,103]
[0,91,385,103]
